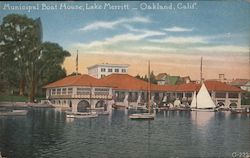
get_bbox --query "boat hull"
[66,112,98,118]
[129,113,155,120]
[66,114,98,118]
[230,108,250,114]
[191,108,216,112]
[0,110,28,116]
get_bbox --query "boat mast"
[200,56,203,84]
[198,56,203,108]
[148,60,151,114]
[76,50,78,76]
[195,91,197,109]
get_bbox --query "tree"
[0,14,37,95]
[36,42,70,94]
[149,71,157,84]
[68,72,82,76]
[0,14,70,102]
[24,41,70,101]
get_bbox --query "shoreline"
[0,101,54,108]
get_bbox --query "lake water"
[0,108,249,158]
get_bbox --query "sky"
[0,1,249,80]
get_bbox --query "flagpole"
[76,50,78,76]
[148,60,151,114]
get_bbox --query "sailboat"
[190,83,217,112]
[129,61,155,120]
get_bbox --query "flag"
[76,50,78,75]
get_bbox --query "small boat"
[230,108,250,114]
[96,110,110,115]
[190,83,217,112]
[129,60,155,120]
[129,113,154,119]
[112,104,126,109]
[66,111,98,118]
[128,104,147,110]
[0,110,28,116]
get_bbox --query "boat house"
[44,74,244,112]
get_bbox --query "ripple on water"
[0,109,249,158]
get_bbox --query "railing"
[50,94,113,99]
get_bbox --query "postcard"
[0,1,249,158]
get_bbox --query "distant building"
[87,63,129,79]
[230,79,250,92]
[156,73,191,85]
[208,74,231,83]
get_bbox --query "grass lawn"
[0,94,28,102]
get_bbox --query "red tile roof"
[175,82,200,92]
[43,74,110,88]
[100,74,148,90]
[44,74,243,92]
[230,79,250,86]
[204,80,243,92]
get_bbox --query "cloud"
[74,30,165,48]
[124,24,165,37]
[79,16,151,31]
[163,26,193,32]
[194,45,249,53]
[150,36,207,44]
[137,46,177,52]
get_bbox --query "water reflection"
[191,111,215,128]
[0,108,249,158]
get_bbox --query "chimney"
[219,74,225,82]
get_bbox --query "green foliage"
[134,71,157,84]
[241,92,250,105]
[149,71,157,84]
[0,94,28,102]
[0,14,70,102]
[68,72,82,76]
[241,99,250,105]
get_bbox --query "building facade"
[44,74,244,113]
[230,79,250,92]
[156,73,191,85]
[87,64,129,79]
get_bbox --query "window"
[101,74,106,78]
[77,88,91,95]
[52,89,56,95]
[177,93,183,98]
[215,92,226,98]
[115,69,119,72]
[57,88,61,95]
[122,69,126,73]
[186,93,192,98]
[101,68,106,72]
[108,68,112,72]
[95,88,109,92]
[229,93,238,98]
[62,88,67,95]
[94,88,109,95]
[68,88,73,95]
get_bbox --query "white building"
[87,63,129,79]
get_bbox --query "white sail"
[190,91,197,108]
[196,83,216,108]
[162,95,167,102]
[174,99,181,107]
